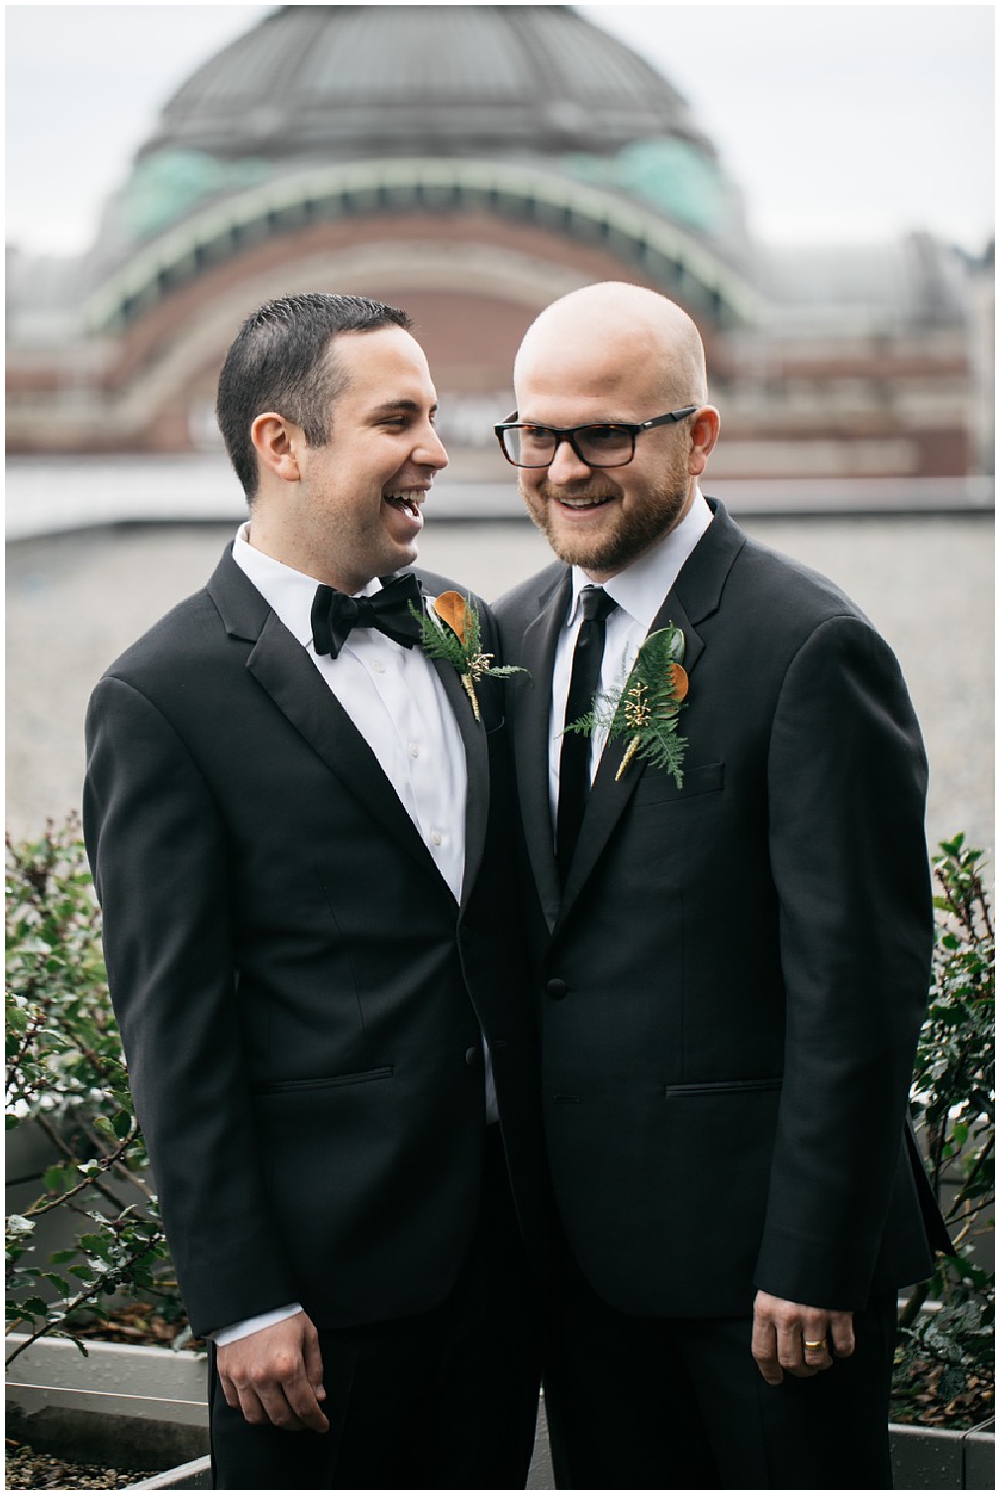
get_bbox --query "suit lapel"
[512,568,570,932]
[427,649,488,912]
[559,592,701,911]
[557,502,746,921]
[207,548,447,888]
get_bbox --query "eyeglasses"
[494,406,699,469]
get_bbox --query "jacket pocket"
[662,1076,781,1098]
[633,760,724,808]
[255,1065,393,1095]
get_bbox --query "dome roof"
[140,4,714,163]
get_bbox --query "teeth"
[561,496,609,509]
[385,493,420,515]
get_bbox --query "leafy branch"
[892,835,994,1427]
[415,591,526,721]
[5,816,179,1359]
[565,624,689,787]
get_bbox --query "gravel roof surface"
[5,1439,160,1490]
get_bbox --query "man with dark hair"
[215,293,412,499]
[494,281,948,1489]
[84,292,548,1489]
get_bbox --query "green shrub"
[892,835,994,1428]
[5,815,181,1366]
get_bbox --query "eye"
[582,425,628,447]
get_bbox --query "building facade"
[6,5,992,485]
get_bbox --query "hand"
[751,1290,855,1386]
[217,1311,329,1433]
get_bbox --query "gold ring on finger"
[804,1338,827,1349]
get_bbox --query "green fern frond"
[563,624,689,788]
[412,598,528,683]
[414,604,470,671]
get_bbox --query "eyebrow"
[522,415,630,427]
[369,399,438,418]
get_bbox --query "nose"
[416,423,449,471]
[545,435,593,483]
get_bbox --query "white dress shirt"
[234,526,467,899]
[216,527,492,1346]
[547,491,714,828]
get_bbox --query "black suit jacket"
[84,546,549,1339]
[495,500,948,1318]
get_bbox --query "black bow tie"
[310,573,425,660]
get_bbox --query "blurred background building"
[6,3,994,494]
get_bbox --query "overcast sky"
[5,2,994,260]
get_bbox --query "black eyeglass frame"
[494,405,700,468]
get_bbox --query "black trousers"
[543,1251,897,1490]
[209,1127,541,1489]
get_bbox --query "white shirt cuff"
[212,1303,303,1346]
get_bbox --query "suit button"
[546,978,568,1000]
[465,1046,479,1067]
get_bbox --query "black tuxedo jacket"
[84,546,549,1339]
[495,501,948,1318]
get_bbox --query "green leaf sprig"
[413,591,527,720]
[564,624,689,788]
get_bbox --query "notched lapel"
[557,504,745,919]
[560,594,701,914]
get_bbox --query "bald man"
[493,283,948,1489]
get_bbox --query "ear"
[687,406,721,478]
[251,411,303,485]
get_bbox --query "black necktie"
[557,586,616,886]
[311,573,424,659]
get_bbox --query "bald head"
[509,281,720,579]
[514,282,708,411]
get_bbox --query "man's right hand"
[216,1311,329,1433]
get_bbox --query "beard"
[519,466,689,575]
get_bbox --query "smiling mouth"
[383,491,424,518]
[556,493,615,510]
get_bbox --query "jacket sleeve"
[754,614,933,1307]
[83,673,299,1336]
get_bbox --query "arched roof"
[141,4,711,162]
[83,157,763,335]
[72,4,755,339]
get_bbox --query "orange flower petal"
[434,590,470,642]
[669,662,689,701]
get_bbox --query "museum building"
[6,4,992,484]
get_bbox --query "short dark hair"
[216,292,412,499]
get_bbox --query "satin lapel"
[428,651,488,912]
[245,612,446,889]
[557,502,745,922]
[512,569,571,932]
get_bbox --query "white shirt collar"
[232,522,381,649]
[567,488,713,634]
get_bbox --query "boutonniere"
[564,624,689,788]
[414,591,528,721]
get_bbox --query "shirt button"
[409,743,420,758]
[372,659,386,674]
[431,831,443,847]
[546,978,568,1000]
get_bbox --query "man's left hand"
[751,1290,855,1386]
